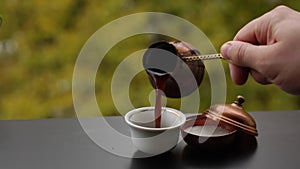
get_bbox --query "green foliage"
[0,0,299,119]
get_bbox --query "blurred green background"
[0,0,299,119]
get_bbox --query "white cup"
[125,106,186,155]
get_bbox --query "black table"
[0,110,299,169]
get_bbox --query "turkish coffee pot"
[143,41,223,98]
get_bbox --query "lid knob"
[234,95,245,107]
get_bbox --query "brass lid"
[204,95,258,136]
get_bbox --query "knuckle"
[269,5,291,21]
[273,5,289,12]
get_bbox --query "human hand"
[221,5,300,95]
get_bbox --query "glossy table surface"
[0,110,299,169]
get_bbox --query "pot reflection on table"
[181,132,257,168]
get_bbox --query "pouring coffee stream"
[142,41,224,128]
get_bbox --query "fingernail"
[221,42,232,59]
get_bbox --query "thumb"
[221,41,268,68]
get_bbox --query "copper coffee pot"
[143,41,223,98]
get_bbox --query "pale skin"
[221,5,300,95]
